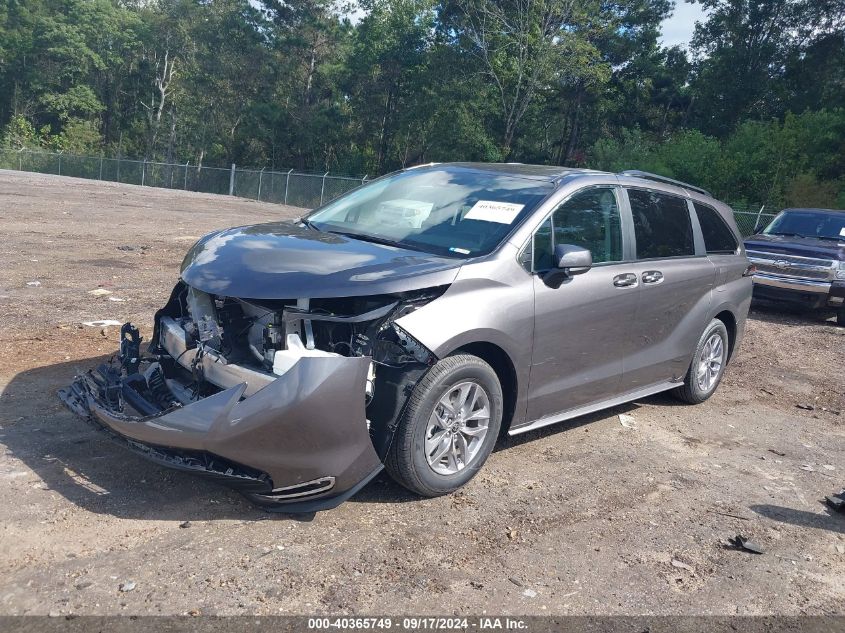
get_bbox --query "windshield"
[763,209,845,241]
[305,166,555,257]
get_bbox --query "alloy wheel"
[424,381,491,475]
[696,333,725,392]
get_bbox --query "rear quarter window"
[694,202,738,254]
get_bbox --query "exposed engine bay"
[60,281,445,511]
[159,282,441,394]
[146,282,442,408]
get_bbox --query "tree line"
[1,0,843,208]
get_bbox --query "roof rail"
[619,170,711,197]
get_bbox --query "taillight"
[743,264,757,277]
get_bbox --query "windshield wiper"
[327,229,422,251]
[299,217,320,231]
[814,234,845,242]
[768,231,809,238]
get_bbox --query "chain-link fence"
[0,149,369,209]
[0,149,777,233]
[732,208,777,237]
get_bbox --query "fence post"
[319,171,329,205]
[284,169,293,205]
[18,149,22,171]
[98,154,104,180]
[257,167,265,201]
[754,205,766,231]
[184,162,189,190]
[229,163,236,195]
[141,159,146,186]
[57,152,62,176]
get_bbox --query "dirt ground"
[0,169,843,617]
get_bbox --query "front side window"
[532,187,623,270]
[533,217,554,270]
[307,166,554,258]
[694,202,738,254]
[628,189,695,259]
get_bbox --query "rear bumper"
[751,273,845,310]
[59,333,383,512]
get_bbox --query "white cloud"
[660,1,708,49]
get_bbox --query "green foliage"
[784,173,841,209]
[589,109,845,208]
[1,115,42,149]
[0,0,842,208]
[40,85,104,120]
[589,128,656,172]
[49,117,103,153]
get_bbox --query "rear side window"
[694,202,738,254]
[628,189,695,259]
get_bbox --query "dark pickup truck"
[744,207,845,325]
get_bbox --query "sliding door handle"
[642,270,664,284]
[613,273,638,288]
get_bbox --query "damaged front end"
[60,282,442,511]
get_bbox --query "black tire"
[837,306,845,327]
[385,354,503,497]
[672,319,730,404]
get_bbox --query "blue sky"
[660,1,708,48]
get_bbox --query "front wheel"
[837,306,845,327]
[672,319,729,404]
[385,354,503,497]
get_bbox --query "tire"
[385,354,503,497]
[837,306,845,327]
[672,319,730,404]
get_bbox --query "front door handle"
[642,270,664,284]
[613,273,638,288]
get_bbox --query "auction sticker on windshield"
[464,200,524,224]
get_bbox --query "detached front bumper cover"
[59,337,383,512]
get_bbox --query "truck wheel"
[673,319,729,404]
[385,354,502,497]
[837,306,845,327]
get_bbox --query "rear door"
[525,186,640,421]
[621,188,715,390]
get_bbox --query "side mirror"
[542,244,592,288]
[554,243,592,275]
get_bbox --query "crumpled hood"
[744,233,845,261]
[180,221,462,299]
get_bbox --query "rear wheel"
[385,354,502,497]
[837,306,845,327]
[673,319,729,404]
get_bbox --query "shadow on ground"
[1,357,286,521]
[749,302,839,328]
[750,504,845,535]
[1,356,681,518]
[0,356,447,517]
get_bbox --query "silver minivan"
[61,163,753,511]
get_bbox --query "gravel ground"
[0,169,843,616]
